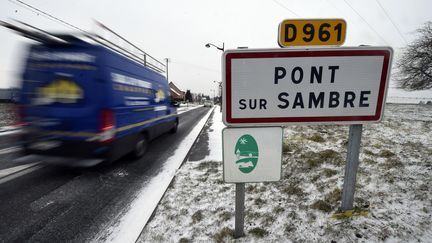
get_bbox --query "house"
[169,82,185,101]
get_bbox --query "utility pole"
[165,58,170,82]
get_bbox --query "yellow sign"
[278,19,346,47]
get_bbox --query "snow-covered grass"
[141,104,432,242]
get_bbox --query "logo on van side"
[34,79,83,105]
[155,88,166,103]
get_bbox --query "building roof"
[169,82,184,99]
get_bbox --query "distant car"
[204,100,213,107]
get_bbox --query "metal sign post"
[234,183,245,238]
[341,124,363,210]
[223,127,282,238]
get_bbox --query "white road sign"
[222,47,393,126]
[223,127,282,183]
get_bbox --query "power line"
[171,60,220,73]
[326,0,345,16]
[272,0,301,18]
[342,0,389,45]
[374,0,408,45]
[8,0,89,34]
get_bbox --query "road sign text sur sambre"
[238,64,371,111]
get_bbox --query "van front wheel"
[132,134,148,159]
[170,120,178,134]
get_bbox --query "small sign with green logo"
[223,127,282,183]
[235,134,259,174]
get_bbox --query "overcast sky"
[0,0,431,100]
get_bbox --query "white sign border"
[222,46,393,127]
[222,126,283,183]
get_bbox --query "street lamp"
[205,42,224,52]
[213,81,222,112]
[206,43,224,111]
[210,89,215,101]
[213,81,221,101]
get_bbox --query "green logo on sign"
[235,134,259,174]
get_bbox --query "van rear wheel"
[132,134,148,159]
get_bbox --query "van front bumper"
[19,130,139,165]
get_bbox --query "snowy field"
[139,104,431,242]
[0,103,16,127]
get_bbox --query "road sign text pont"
[274,65,339,84]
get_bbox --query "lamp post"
[205,42,224,52]
[211,89,215,102]
[206,42,224,111]
[213,81,221,103]
[213,80,223,112]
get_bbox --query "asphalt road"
[0,106,211,242]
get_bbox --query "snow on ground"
[0,103,16,127]
[139,104,431,242]
[203,108,224,162]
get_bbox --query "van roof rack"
[0,20,167,74]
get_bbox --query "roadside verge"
[93,107,215,243]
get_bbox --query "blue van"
[16,34,178,166]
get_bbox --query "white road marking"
[0,146,22,155]
[0,125,21,136]
[0,163,44,185]
[0,129,21,136]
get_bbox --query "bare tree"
[396,21,432,90]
